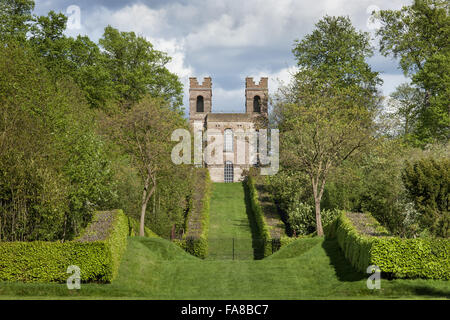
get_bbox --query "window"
[253,95,261,112]
[224,161,234,183]
[224,128,233,152]
[196,96,204,112]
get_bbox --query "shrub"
[370,237,450,279]
[175,169,211,258]
[325,211,450,279]
[402,157,449,237]
[245,176,272,257]
[0,210,129,283]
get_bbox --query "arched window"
[224,161,234,183]
[196,95,204,112]
[253,95,261,112]
[224,129,233,152]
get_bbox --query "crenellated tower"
[245,77,268,115]
[189,77,212,126]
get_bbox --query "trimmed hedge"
[325,212,450,279]
[0,209,129,283]
[245,176,272,257]
[175,169,211,258]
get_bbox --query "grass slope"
[0,236,448,299]
[208,183,254,259]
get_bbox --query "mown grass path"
[207,183,254,259]
[1,237,448,299]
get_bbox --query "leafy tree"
[275,16,380,236]
[374,0,450,144]
[387,83,425,141]
[99,26,183,110]
[0,0,34,42]
[106,97,187,236]
[292,15,382,104]
[0,42,118,241]
[402,157,449,237]
[28,10,70,74]
[66,35,116,109]
[277,80,374,236]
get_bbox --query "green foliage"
[245,176,272,257]
[370,237,450,280]
[325,212,450,279]
[0,0,35,42]
[0,2,192,244]
[0,210,129,283]
[279,235,305,248]
[374,0,450,144]
[176,169,212,258]
[292,15,382,103]
[0,42,117,241]
[286,200,315,235]
[275,16,380,236]
[402,157,449,237]
[105,96,192,238]
[386,83,426,143]
[127,216,159,238]
[99,26,183,110]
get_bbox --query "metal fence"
[206,238,281,260]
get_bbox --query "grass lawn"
[0,182,447,300]
[0,236,448,300]
[207,183,255,259]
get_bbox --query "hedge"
[175,169,211,258]
[245,175,272,257]
[0,209,129,283]
[127,216,159,238]
[325,212,450,279]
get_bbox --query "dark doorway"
[224,161,233,183]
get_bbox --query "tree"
[107,97,186,236]
[387,83,425,140]
[0,42,117,241]
[277,80,374,236]
[292,15,382,103]
[374,0,450,144]
[276,16,380,236]
[402,157,449,237]
[28,10,70,74]
[99,26,183,110]
[0,0,35,42]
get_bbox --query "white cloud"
[48,0,414,114]
[109,4,167,35]
[379,73,410,96]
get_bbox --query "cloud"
[35,0,413,113]
[379,73,410,96]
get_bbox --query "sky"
[34,0,412,114]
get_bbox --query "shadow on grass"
[321,239,366,282]
[409,286,450,298]
[242,182,266,260]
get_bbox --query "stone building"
[189,76,268,182]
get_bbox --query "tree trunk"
[314,199,324,236]
[139,198,148,237]
[311,174,326,237]
[140,175,156,237]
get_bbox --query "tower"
[245,77,268,115]
[189,77,212,126]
